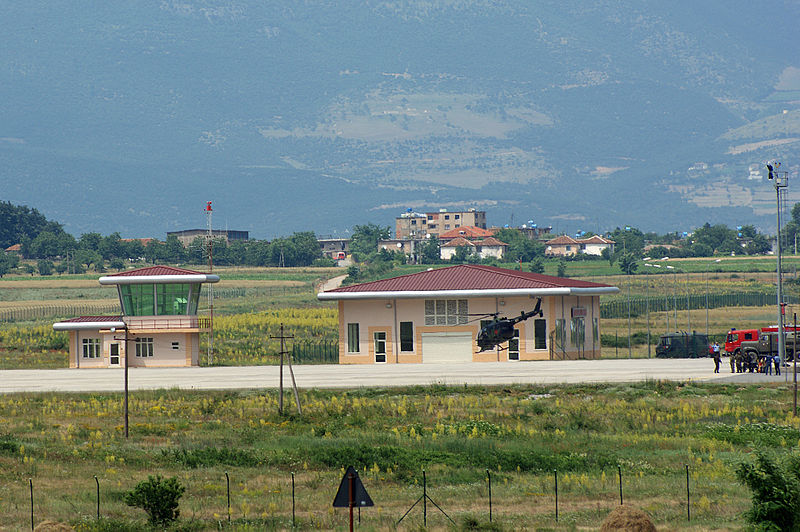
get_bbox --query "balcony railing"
[125,316,211,330]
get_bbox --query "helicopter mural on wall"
[474,297,543,352]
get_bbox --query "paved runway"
[1,358,796,393]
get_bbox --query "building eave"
[318,286,619,300]
[98,274,220,285]
[53,320,127,331]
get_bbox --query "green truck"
[655,332,710,358]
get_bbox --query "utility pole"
[768,162,788,374]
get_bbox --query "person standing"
[774,354,781,376]
[713,342,721,373]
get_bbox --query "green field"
[0,382,796,530]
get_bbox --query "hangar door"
[421,332,473,363]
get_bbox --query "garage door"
[421,332,474,363]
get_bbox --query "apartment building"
[395,209,487,239]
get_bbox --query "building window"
[425,299,468,325]
[82,338,101,359]
[444,215,450,220]
[444,224,450,230]
[171,342,180,350]
[374,332,387,363]
[347,323,360,353]
[455,215,460,220]
[534,319,547,350]
[400,322,414,351]
[135,337,154,357]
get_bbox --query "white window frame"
[424,299,468,326]
[82,338,101,359]
[135,337,154,358]
[374,331,387,363]
[347,323,360,353]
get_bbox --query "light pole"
[705,259,722,338]
[768,161,789,372]
[111,321,130,439]
[666,265,679,329]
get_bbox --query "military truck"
[655,332,709,358]
[740,331,798,361]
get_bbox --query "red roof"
[545,235,579,245]
[441,237,475,248]
[58,316,122,323]
[439,226,494,239]
[326,264,613,293]
[580,236,615,244]
[107,266,207,277]
[478,237,508,247]
[5,244,21,252]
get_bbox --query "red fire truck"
[725,326,800,356]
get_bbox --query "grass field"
[0,382,796,530]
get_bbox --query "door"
[109,343,120,366]
[508,330,520,361]
[421,332,473,363]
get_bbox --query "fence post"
[686,464,690,521]
[29,478,34,531]
[486,469,492,522]
[94,475,100,519]
[618,466,623,505]
[554,469,558,522]
[225,471,231,523]
[292,471,296,528]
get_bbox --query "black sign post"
[333,466,373,531]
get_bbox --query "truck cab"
[725,328,759,356]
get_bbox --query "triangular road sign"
[333,466,374,508]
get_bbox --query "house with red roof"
[318,264,618,364]
[545,235,615,257]
[53,266,219,368]
[440,236,508,261]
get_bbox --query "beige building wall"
[69,329,201,368]
[336,293,602,364]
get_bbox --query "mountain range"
[2,1,799,239]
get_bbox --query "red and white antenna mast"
[205,201,214,365]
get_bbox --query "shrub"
[124,475,185,525]
[736,450,800,531]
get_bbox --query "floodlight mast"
[768,162,788,374]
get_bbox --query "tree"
[0,201,65,249]
[289,231,322,266]
[601,246,615,266]
[736,450,800,531]
[350,224,391,257]
[144,240,166,264]
[528,257,545,274]
[37,259,54,276]
[164,235,186,263]
[557,259,567,277]
[418,236,441,264]
[608,227,645,256]
[124,475,185,525]
[618,253,639,275]
[0,253,19,277]
[493,228,544,262]
[99,232,124,260]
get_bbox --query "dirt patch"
[600,505,656,531]
[34,522,75,532]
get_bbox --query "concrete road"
[1,358,796,393]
